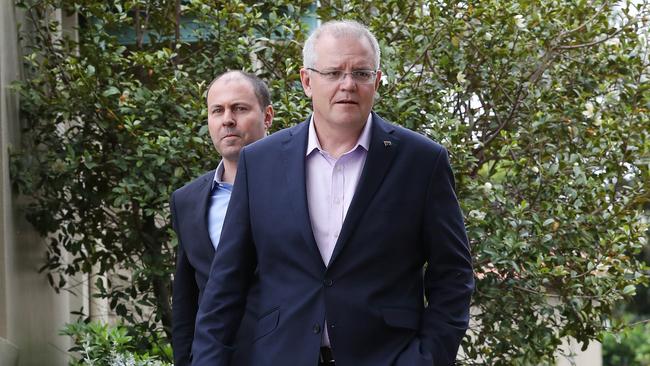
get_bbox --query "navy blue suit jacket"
[192,113,474,366]
[170,171,257,366]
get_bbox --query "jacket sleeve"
[170,192,200,366]
[400,147,474,366]
[191,149,258,366]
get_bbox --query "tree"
[12,0,649,364]
[12,0,313,355]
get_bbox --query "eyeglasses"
[307,68,378,84]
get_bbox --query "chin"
[219,146,242,159]
[334,115,365,127]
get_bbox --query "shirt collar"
[306,113,373,157]
[211,160,226,190]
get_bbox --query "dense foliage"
[12,0,649,364]
[62,321,172,366]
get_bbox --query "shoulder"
[374,114,446,155]
[242,121,308,155]
[172,170,214,201]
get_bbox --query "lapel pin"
[383,140,392,147]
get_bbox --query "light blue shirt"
[207,161,233,251]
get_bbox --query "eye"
[234,105,248,112]
[211,107,223,114]
[323,70,343,80]
[353,70,373,80]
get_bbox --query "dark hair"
[206,70,271,111]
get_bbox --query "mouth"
[335,100,358,105]
[222,133,240,140]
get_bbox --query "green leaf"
[623,285,637,296]
[102,86,120,97]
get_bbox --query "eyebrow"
[209,102,252,110]
[231,102,251,107]
[319,62,375,69]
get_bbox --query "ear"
[373,69,382,91]
[263,105,274,130]
[300,68,313,98]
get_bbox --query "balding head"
[207,70,271,112]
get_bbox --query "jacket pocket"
[254,307,280,341]
[381,307,420,330]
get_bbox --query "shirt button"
[324,278,333,287]
[313,323,321,334]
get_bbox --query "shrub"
[61,321,172,366]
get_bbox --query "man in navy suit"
[192,20,474,366]
[170,70,273,366]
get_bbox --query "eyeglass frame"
[306,67,379,84]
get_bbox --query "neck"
[314,119,365,159]
[221,159,238,184]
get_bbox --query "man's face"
[300,34,381,132]
[207,76,272,163]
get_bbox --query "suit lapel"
[327,114,399,267]
[191,171,216,255]
[282,119,327,271]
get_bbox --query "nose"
[339,73,357,90]
[222,109,236,126]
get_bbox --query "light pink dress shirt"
[305,114,372,346]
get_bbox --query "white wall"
[556,338,602,366]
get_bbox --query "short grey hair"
[302,20,380,70]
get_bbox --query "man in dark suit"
[170,70,273,366]
[192,20,474,366]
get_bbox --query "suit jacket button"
[313,323,321,334]
[324,278,333,287]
